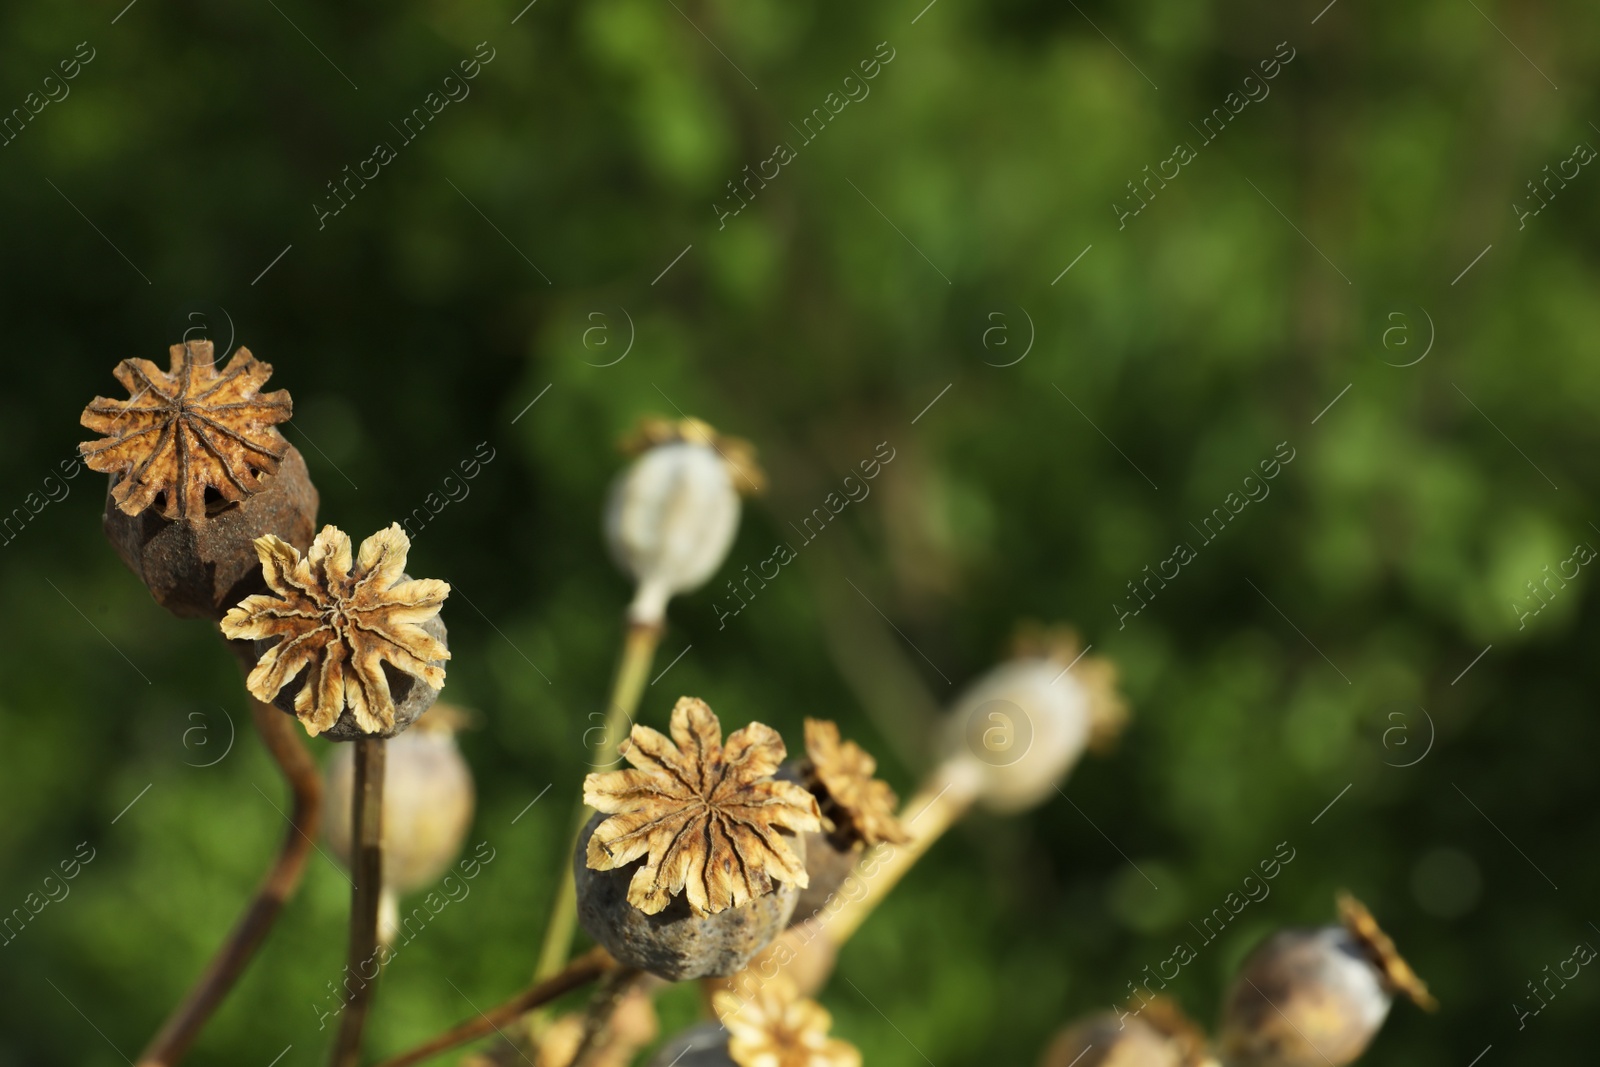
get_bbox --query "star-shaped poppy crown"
[222,523,450,737]
[79,340,292,520]
[583,697,821,916]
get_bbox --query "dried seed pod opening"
[623,417,765,496]
[604,418,763,626]
[798,719,910,851]
[221,523,451,739]
[1336,892,1437,1011]
[940,626,1128,814]
[713,974,861,1067]
[1219,897,1431,1067]
[582,697,820,916]
[323,705,476,939]
[101,445,319,620]
[79,340,293,521]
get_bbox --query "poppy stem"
[529,620,663,1001]
[824,760,978,945]
[328,735,386,1067]
[369,948,614,1067]
[136,698,323,1066]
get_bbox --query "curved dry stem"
[136,698,323,1067]
[569,967,646,1067]
[370,948,615,1067]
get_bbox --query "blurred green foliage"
[2,0,1598,1064]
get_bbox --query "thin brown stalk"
[329,736,387,1067]
[568,967,645,1067]
[370,948,615,1067]
[136,698,322,1067]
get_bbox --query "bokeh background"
[2,0,1598,1063]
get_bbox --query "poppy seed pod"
[574,812,803,982]
[604,417,764,627]
[780,719,910,921]
[323,705,476,944]
[1041,998,1216,1067]
[649,975,860,1067]
[100,448,320,620]
[575,697,819,980]
[222,523,452,740]
[79,341,319,620]
[940,626,1127,814]
[1218,894,1436,1067]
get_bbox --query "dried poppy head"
[1218,893,1435,1067]
[1335,892,1436,1011]
[1041,999,1218,1067]
[800,718,909,849]
[79,340,318,619]
[940,624,1129,814]
[574,696,820,980]
[221,523,451,740]
[649,975,860,1067]
[323,702,476,943]
[79,339,292,519]
[783,718,909,922]
[716,975,860,1067]
[604,416,765,627]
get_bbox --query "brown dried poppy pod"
[574,814,803,982]
[648,975,861,1067]
[323,704,476,943]
[79,340,317,620]
[1218,893,1436,1067]
[1041,998,1217,1067]
[779,719,911,922]
[575,697,820,981]
[222,523,452,741]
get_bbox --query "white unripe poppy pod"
[324,705,476,944]
[604,417,764,627]
[939,626,1127,814]
[1219,894,1435,1067]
